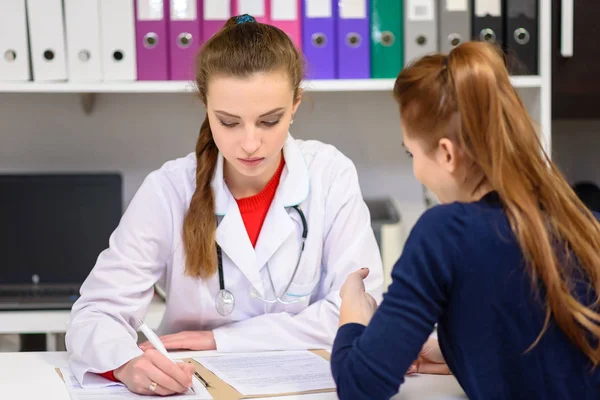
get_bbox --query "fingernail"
[361,268,368,271]
[407,365,417,374]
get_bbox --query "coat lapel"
[215,204,264,296]
[211,153,264,296]
[209,135,310,298]
[255,135,310,272]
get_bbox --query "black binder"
[505,0,539,75]
[472,0,504,46]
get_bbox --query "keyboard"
[0,285,81,310]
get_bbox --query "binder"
[204,0,232,39]
[472,0,503,45]
[64,0,103,82]
[370,0,403,79]
[0,0,31,81]
[26,0,68,81]
[234,0,269,24]
[99,0,137,81]
[302,0,336,80]
[337,0,370,79]
[440,0,471,53]
[271,0,302,47]
[404,0,437,64]
[135,0,169,80]
[168,0,201,81]
[505,0,538,75]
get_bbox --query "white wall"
[0,87,549,232]
[0,91,427,230]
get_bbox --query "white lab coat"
[66,135,384,385]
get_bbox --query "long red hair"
[394,42,600,365]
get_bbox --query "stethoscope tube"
[215,205,308,316]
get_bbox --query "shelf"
[0,76,542,94]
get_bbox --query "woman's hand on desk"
[339,268,378,326]
[139,330,217,351]
[407,338,451,375]
[113,349,195,396]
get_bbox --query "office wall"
[0,91,426,230]
[0,88,551,232]
[552,120,600,185]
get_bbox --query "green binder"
[370,0,404,79]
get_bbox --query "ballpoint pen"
[136,319,206,392]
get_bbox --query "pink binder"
[168,0,202,80]
[233,0,270,24]
[134,0,169,80]
[203,0,232,40]
[270,0,301,47]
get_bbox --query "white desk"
[0,351,466,400]
[0,301,166,350]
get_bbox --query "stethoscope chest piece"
[215,289,235,316]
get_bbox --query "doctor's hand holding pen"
[114,319,198,396]
[339,269,451,376]
[113,349,195,396]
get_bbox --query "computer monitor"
[0,173,122,287]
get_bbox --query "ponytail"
[395,41,600,365]
[182,116,219,278]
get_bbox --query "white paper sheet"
[0,364,70,400]
[194,351,335,396]
[59,367,212,400]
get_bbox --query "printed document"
[194,350,335,396]
[58,367,212,400]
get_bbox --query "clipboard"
[186,349,335,400]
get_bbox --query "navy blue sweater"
[331,192,600,399]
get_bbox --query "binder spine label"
[138,0,164,20]
[204,0,231,20]
[171,0,197,20]
[339,0,367,19]
[306,0,332,18]
[475,0,501,17]
[273,0,297,20]
[239,0,266,17]
[446,0,468,12]
[408,0,434,21]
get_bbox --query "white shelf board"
[0,76,542,94]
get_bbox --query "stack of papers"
[194,350,336,396]
[58,367,212,400]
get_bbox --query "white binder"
[26,0,68,81]
[0,0,30,81]
[64,0,103,82]
[99,0,137,81]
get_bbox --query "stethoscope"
[215,205,308,316]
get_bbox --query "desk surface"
[0,351,466,400]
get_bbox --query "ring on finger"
[149,381,157,392]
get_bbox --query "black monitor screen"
[0,174,122,285]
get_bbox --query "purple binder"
[134,0,170,80]
[202,0,231,40]
[302,0,336,80]
[336,0,370,79]
[168,1,202,81]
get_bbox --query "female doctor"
[65,14,384,396]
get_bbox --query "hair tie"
[236,14,256,24]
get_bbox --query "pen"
[194,370,211,388]
[136,319,203,392]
